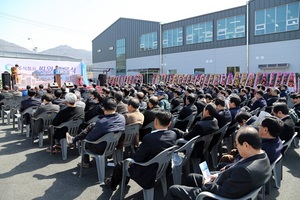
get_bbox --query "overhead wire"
[0,11,91,36]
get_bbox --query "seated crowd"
[0,80,299,199]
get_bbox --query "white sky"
[0,0,246,52]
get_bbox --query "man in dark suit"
[84,91,104,123]
[272,103,295,142]
[108,110,176,190]
[0,85,13,100]
[174,94,197,131]
[32,94,60,137]
[214,97,232,128]
[52,89,66,109]
[170,89,183,114]
[0,85,14,110]
[19,89,41,124]
[173,103,219,160]
[250,89,267,111]
[114,91,128,115]
[139,96,162,141]
[165,126,271,200]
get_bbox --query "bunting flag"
[233,72,240,87]
[213,74,220,85]
[240,73,248,86]
[246,72,255,87]
[287,73,296,92]
[204,74,210,85]
[220,74,227,85]
[261,73,268,86]
[254,73,262,88]
[208,74,214,85]
[269,72,276,87]
[282,73,289,85]
[226,73,234,85]
[275,72,283,87]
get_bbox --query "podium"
[55,74,61,88]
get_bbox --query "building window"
[227,66,240,75]
[116,39,126,76]
[163,27,183,48]
[255,2,299,35]
[169,69,177,74]
[194,68,205,75]
[217,15,245,40]
[140,32,158,51]
[186,21,213,45]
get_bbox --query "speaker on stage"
[98,74,107,86]
[64,82,74,88]
[48,82,58,88]
[2,71,11,89]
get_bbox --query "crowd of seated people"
[1,80,299,199]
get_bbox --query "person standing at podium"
[11,64,19,87]
[53,65,60,82]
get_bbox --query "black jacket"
[174,116,219,158]
[128,130,176,189]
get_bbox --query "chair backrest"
[169,114,178,130]
[21,106,38,116]
[141,145,177,181]
[182,112,197,131]
[141,121,155,131]
[196,185,263,200]
[195,134,214,157]
[123,123,142,147]
[33,111,58,130]
[270,154,283,169]
[0,98,15,110]
[172,104,183,113]
[282,132,298,156]
[175,135,200,166]
[210,122,231,149]
[86,115,100,124]
[250,107,261,116]
[91,131,123,156]
[56,118,84,136]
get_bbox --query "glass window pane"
[235,15,245,37]
[163,31,168,48]
[186,25,193,44]
[256,10,265,25]
[276,5,287,32]
[206,21,213,42]
[168,30,172,47]
[266,8,275,34]
[287,2,299,19]
[178,28,183,45]
[226,17,235,39]
[287,2,299,31]
[217,19,226,40]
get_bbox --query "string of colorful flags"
[107,72,299,92]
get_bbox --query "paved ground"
[0,121,300,200]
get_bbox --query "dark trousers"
[83,143,104,163]
[164,173,203,200]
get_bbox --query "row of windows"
[217,15,245,40]
[163,27,183,48]
[255,2,299,35]
[140,14,245,51]
[140,32,157,51]
[186,21,213,45]
[139,2,299,51]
